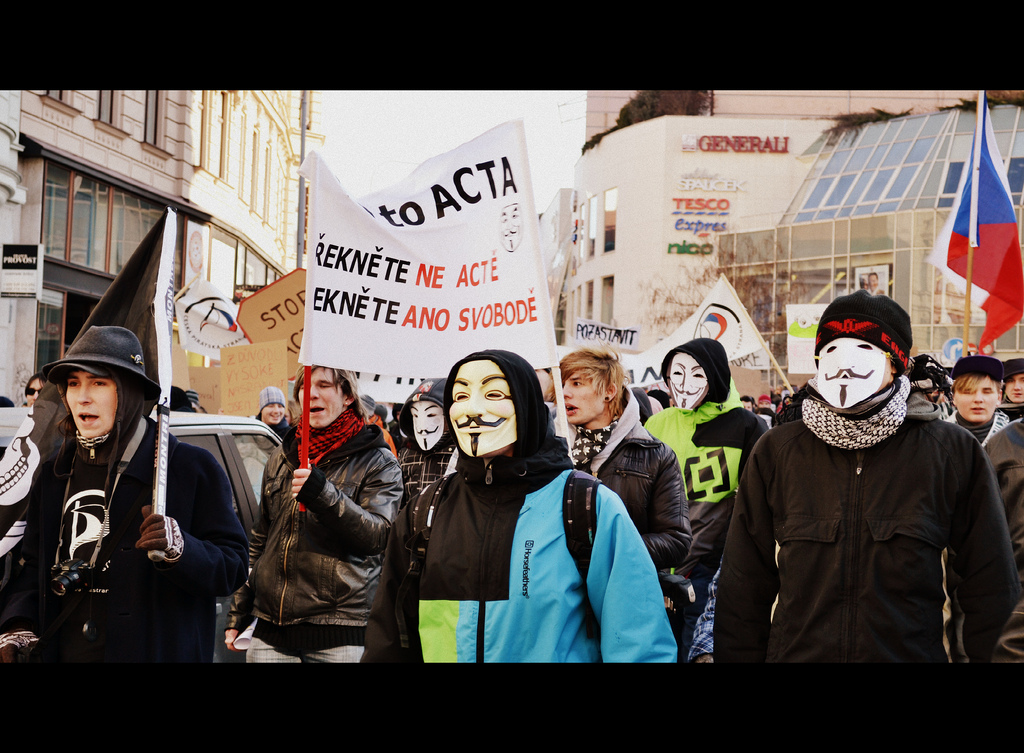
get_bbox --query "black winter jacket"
[715,393,1020,662]
[226,422,402,632]
[569,390,690,570]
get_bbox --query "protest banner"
[573,317,642,353]
[786,304,827,374]
[625,275,773,386]
[237,268,307,377]
[175,277,250,359]
[219,340,290,417]
[297,120,559,378]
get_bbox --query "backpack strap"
[563,470,600,639]
[395,474,449,649]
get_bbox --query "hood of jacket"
[661,337,733,405]
[444,349,571,489]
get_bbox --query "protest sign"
[219,340,289,417]
[786,304,827,374]
[188,365,221,414]
[573,317,642,353]
[297,120,558,377]
[237,268,307,377]
[171,339,191,389]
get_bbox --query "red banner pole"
[298,364,312,511]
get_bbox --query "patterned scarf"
[297,408,365,463]
[803,375,910,450]
[570,420,616,470]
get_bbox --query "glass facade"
[720,105,1024,372]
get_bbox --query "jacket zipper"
[278,472,303,624]
[844,448,866,661]
[476,601,486,662]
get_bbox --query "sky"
[315,91,588,212]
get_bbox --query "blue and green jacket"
[362,349,676,663]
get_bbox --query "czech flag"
[931,91,1023,351]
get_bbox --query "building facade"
[0,90,322,403]
[567,91,1021,386]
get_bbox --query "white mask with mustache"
[816,337,888,408]
[409,401,444,451]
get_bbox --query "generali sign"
[682,134,790,154]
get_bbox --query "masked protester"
[559,346,691,606]
[0,326,248,663]
[362,349,676,662]
[946,355,1008,447]
[643,338,767,661]
[715,291,1019,662]
[397,378,457,508]
[224,365,402,663]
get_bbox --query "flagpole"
[963,90,986,356]
[149,208,177,563]
[551,366,570,439]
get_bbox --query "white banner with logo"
[625,275,769,385]
[174,277,250,360]
[298,121,558,378]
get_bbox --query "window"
[586,280,594,319]
[588,195,598,258]
[97,90,115,124]
[601,276,614,322]
[211,226,276,303]
[202,91,228,178]
[250,130,260,208]
[110,191,163,273]
[144,90,161,146]
[263,144,272,218]
[603,188,617,252]
[42,162,162,275]
[35,293,64,370]
[69,173,109,271]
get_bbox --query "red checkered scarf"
[297,407,365,463]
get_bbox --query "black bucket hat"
[43,325,161,400]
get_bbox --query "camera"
[50,559,92,596]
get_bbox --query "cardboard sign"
[219,340,289,417]
[188,365,221,415]
[237,268,306,378]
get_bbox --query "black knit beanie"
[815,291,913,373]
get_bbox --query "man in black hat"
[0,326,248,662]
[946,354,1009,447]
[1000,358,1024,421]
[715,290,1019,662]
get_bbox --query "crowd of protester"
[3,289,1024,662]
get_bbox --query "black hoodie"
[363,351,573,660]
